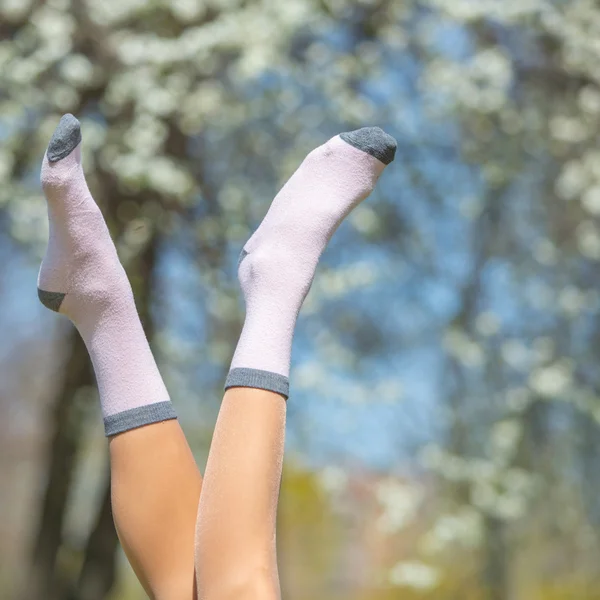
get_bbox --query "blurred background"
[1,0,600,598]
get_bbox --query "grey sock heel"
[38,289,66,312]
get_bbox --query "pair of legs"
[38,115,396,598]
[110,390,284,598]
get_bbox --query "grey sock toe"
[339,126,397,165]
[47,114,82,163]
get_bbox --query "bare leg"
[38,114,202,599]
[195,389,285,599]
[110,422,203,599]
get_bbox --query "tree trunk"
[70,476,118,600]
[23,331,94,600]
[483,516,510,600]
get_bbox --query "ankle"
[238,245,316,305]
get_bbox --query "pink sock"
[38,114,176,436]
[225,127,396,398]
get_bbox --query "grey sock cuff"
[339,126,397,165]
[225,368,289,399]
[104,401,177,437]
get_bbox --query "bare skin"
[195,387,286,600]
[109,420,203,599]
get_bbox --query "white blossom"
[377,479,423,534]
[529,360,573,398]
[389,561,439,590]
[319,466,348,495]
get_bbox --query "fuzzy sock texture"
[38,114,176,436]
[225,127,397,398]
